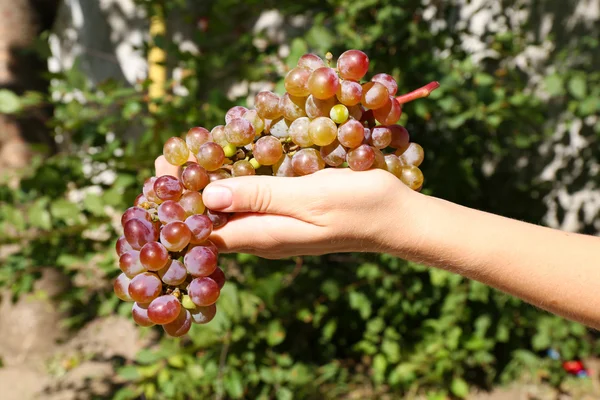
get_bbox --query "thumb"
[201,175,309,215]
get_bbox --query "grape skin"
[189,277,220,307]
[148,294,181,325]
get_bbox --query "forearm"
[391,192,600,329]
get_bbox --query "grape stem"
[395,81,440,104]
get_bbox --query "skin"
[156,155,600,330]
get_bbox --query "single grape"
[184,245,218,277]
[372,146,387,170]
[119,250,146,278]
[320,140,347,167]
[308,67,340,100]
[361,82,389,110]
[223,143,237,158]
[330,104,349,124]
[163,137,190,166]
[347,104,364,121]
[121,206,152,227]
[284,67,312,97]
[384,154,403,178]
[337,119,365,149]
[158,259,187,286]
[189,277,220,306]
[292,148,326,176]
[297,53,325,71]
[157,200,186,224]
[255,91,283,120]
[116,235,133,257]
[143,177,162,204]
[273,154,296,177]
[232,160,256,176]
[181,163,209,191]
[154,175,184,201]
[206,209,228,228]
[163,308,192,337]
[225,118,255,146]
[397,143,424,167]
[210,125,228,147]
[371,73,398,96]
[289,117,313,147]
[179,191,205,216]
[185,127,211,154]
[243,109,265,136]
[389,125,410,150]
[114,273,133,301]
[305,95,337,119]
[160,221,192,252]
[268,118,291,139]
[399,165,424,190]
[196,142,225,171]
[128,272,162,304]
[280,93,307,120]
[148,294,181,325]
[185,214,213,244]
[369,126,392,149]
[225,106,248,124]
[373,96,402,125]
[208,169,232,182]
[124,218,158,250]
[132,302,155,327]
[195,239,219,257]
[347,144,375,171]
[253,135,283,166]
[308,117,338,146]
[133,193,148,207]
[140,241,170,271]
[190,304,217,324]
[209,268,226,289]
[337,50,369,80]
[336,79,363,106]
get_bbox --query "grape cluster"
[114,49,438,337]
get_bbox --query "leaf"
[450,377,469,398]
[276,387,293,400]
[223,369,244,399]
[568,76,586,99]
[266,320,286,346]
[83,194,104,216]
[0,89,22,114]
[117,365,140,381]
[28,199,52,230]
[50,199,81,225]
[348,291,372,319]
[544,74,564,96]
[136,349,164,364]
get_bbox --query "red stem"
[395,81,440,104]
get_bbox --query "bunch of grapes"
[114,49,439,337]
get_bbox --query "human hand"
[154,155,419,259]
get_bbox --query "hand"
[155,155,418,259]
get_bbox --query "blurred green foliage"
[1,0,599,399]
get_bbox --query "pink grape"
[190,304,217,324]
[209,268,226,289]
[232,160,256,176]
[163,137,189,166]
[154,175,183,201]
[255,91,282,120]
[253,135,283,166]
[121,206,152,227]
[196,142,225,171]
[157,200,186,224]
[119,250,146,278]
[189,277,220,306]
[389,125,410,150]
[124,218,158,250]
[320,140,347,167]
[280,93,307,120]
[336,80,362,106]
[337,119,365,149]
[225,106,248,124]
[347,104,363,121]
[289,117,313,147]
[273,154,296,177]
[225,118,255,146]
[373,96,402,125]
[185,127,211,153]
[371,73,398,96]
[184,245,218,277]
[185,214,213,244]
[372,146,387,169]
[128,272,162,304]
[140,241,170,271]
[114,273,133,301]
[206,210,228,228]
[163,308,192,337]
[337,50,369,80]
[143,177,162,204]
[179,191,205,216]
[361,82,389,109]
[181,163,209,191]
[210,125,228,146]
[116,235,133,256]
[132,302,155,327]
[284,67,311,97]
[369,126,392,149]
[148,294,181,325]
[160,221,191,252]
[243,110,265,136]
[308,67,340,100]
[292,148,326,176]
[133,193,147,207]
[347,144,375,171]
[208,169,231,182]
[308,117,337,146]
[397,143,424,167]
[158,260,187,286]
[195,239,219,257]
[305,95,337,119]
[297,53,325,71]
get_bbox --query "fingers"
[154,153,197,177]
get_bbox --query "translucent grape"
[336,79,362,106]
[225,106,248,124]
[185,214,213,244]
[361,82,389,109]
[121,206,152,227]
[148,294,181,325]
[255,91,282,120]
[157,200,186,224]
[143,177,162,204]
[225,118,255,146]
[116,236,133,256]
[158,259,187,286]
[273,154,296,177]
[196,142,225,171]
[243,109,265,136]
[119,250,146,278]
[208,169,231,182]
[371,73,398,96]
[253,135,283,166]
[284,67,311,97]
[232,160,256,176]
[347,144,375,171]
[140,241,170,271]
[397,143,424,167]
[372,147,387,170]
[184,245,218,277]
[154,175,184,201]
[210,125,228,147]
[308,67,340,100]
[268,118,291,139]
[190,304,217,324]
[399,165,424,190]
[308,117,337,146]
[373,96,402,125]
[347,104,364,121]
[189,277,220,306]
[206,209,228,228]
[163,308,192,337]
[384,154,403,178]
[196,239,219,257]
[181,162,209,191]
[185,127,211,154]
[280,93,307,120]
[132,302,155,327]
[133,193,147,207]
[209,268,226,289]
[292,148,326,176]
[288,117,313,147]
[337,50,369,81]
[297,53,325,71]
[179,191,205,216]
[128,272,162,304]
[305,95,337,119]
[389,125,410,150]
[369,126,392,149]
[114,273,133,301]
[330,104,349,124]
[337,120,365,149]
[320,140,347,167]
[160,221,192,252]
[124,218,158,250]
[163,137,190,166]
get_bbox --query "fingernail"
[202,185,232,209]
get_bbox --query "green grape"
[223,143,237,158]
[399,165,424,190]
[289,117,313,147]
[243,109,265,136]
[308,117,337,146]
[249,158,261,169]
[163,137,190,166]
[397,142,424,167]
[330,104,349,124]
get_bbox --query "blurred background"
[1,0,599,399]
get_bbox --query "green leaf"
[83,194,104,216]
[348,291,372,319]
[568,76,586,99]
[117,365,140,381]
[266,320,286,346]
[50,199,81,225]
[136,349,164,365]
[276,387,293,400]
[544,74,564,96]
[0,89,22,114]
[223,369,244,399]
[450,377,469,398]
[28,199,52,230]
